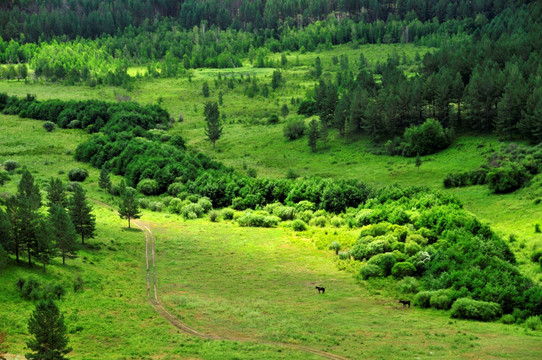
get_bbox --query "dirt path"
[93,199,349,359]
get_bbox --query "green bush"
[68,168,89,182]
[296,210,313,223]
[4,160,18,172]
[367,253,396,276]
[487,164,529,194]
[209,210,219,222]
[360,264,381,279]
[292,219,307,231]
[267,114,279,125]
[237,212,280,227]
[181,203,204,219]
[272,205,295,220]
[221,208,235,220]
[532,249,542,263]
[501,314,515,324]
[524,316,542,331]
[391,262,416,278]
[137,179,160,195]
[331,216,343,227]
[430,290,453,310]
[415,291,433,308]
[43,121,56,132]
[0,170,10,185]
[338,251,350,260]
[283,119,306,140]
[197,197,213,213]
[312,216,327,227]
[401,118,453,157]
[397,277,420,294]
[451,298,503,321]
[295,200,315,212]
[169,198,183,214]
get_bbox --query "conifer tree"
[69,184,96,246]
[204,101,223,149]
[49,205,77,265]
[46,178,67,209]
[319,118,328,148]
[16,170,41,266]
[118,184,140,229]
[308,119,319,152]
[0,208,12,262]
[34,218,56,272]
[98,166,111,192]
[26,300,71,360]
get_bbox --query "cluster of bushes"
[347,185,542,321]
[15,277,66,301]
[385,119,455,157]
[0,93,170,134]
[444,143,542,193]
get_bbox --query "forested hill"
[0,0,523,42]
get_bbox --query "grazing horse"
[399,300,411,308]
[315,286,325,294]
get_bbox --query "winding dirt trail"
[94,198,349,359]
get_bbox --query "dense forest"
[0,0,517,41]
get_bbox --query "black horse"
[399,300,411,308]
[315,286,325,294]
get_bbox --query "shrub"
[209,210,219,222]
[148,201,163,212]
[272,205,295,220]
[283,119,306,140]
[397,277,420,294]
[430,290,453,310]
[312,216,327,227]
[137,179,160,195]
[4,160,18,172]
[237,212,280,227]
[295,200,315,212]
[43,121,56,132]
[181,203,204,219]
[0,171,10,185]
[487,164,528,194]
[267,114,279,125]
[501,314,515,324]
[331,216,343,227]
[221,208,235,220]
[415,291,433,308]
[338,251,350,260]
[296,210,313,223]
[451,298,503,321]
[169,198,183,214]
[531,249,542,263]
[197,197,213,213]
[391,262,416,278]
[367,253,396,276]
[68,168,89,182]
[19,277,42,301]
[292,219,307,231]
[401,118,453,156]
[405,241,421,256]
[328,241,341,255]
[360,264,381,279]
[524,316,542,331]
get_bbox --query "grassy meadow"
[1,41,542,359]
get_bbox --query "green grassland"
[1,41,542,358]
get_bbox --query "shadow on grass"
[122,227,142,233]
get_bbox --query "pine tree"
[271,70,282,90]
[26,300,71,360]
[15,170,41,266]
[202,81,210,97]
[69,184,96,246]
[308,119,319,152]
[34,218,56,273]
[314,56,322,78]
[0,208,12,262]
[415,153,422,172]
[118,187,140,229]
[46,178,67,209]
[451,72,464,126]
[49,205,77,266]
[281,104,289,118]
[319,118,328,148]
[204,101,223,149]
[98,166,111,192]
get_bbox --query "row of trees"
[0,0,512,42]
[0,171,96,271]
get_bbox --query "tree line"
[296,2,542,150]
[0,0,515,42]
